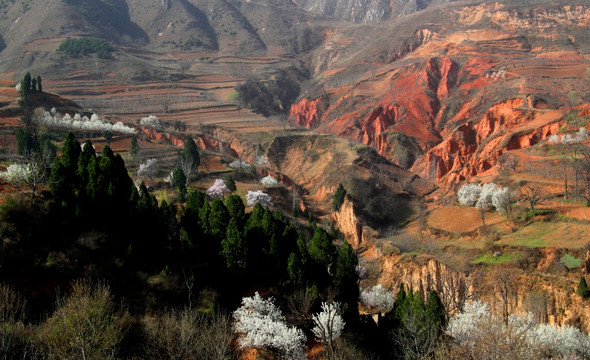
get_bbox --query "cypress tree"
[221,217,247,270]
[308,227,333,266]
[208,198,229,241]
[577,276,589,299]
[20,72,31,103]
[182,136,200,170]
[31,78,37,92]
[225,194,245,222]
[36,75,42,92]
[129,135,139,158]
[333,241,359,312]
[172,168,187,202]
[426,290,446,333]
[225,174,236,192]
[332,183,347,211]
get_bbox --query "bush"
[38,280,130,360]
[144,307,235,360]
[58,37,115,59]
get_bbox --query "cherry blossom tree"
[207,179,230,199]
[457,184,482,206]
[139,115,162,129]
[312,301,345,358]
[246,190,273,207]
[260,175,278,188]
[360,284,394,314]
[137,158,159,186]
[233,292,306,360]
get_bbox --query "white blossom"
[233,292,306,360]
[1,163,36,186]
[476,182,497,211]
[492,187,513,215]
[260,175,278,188]
[137,159,159,182]
[15,83,21,91]
[228,159,251,171]
[312,302,345,343]
[206,178,230,198]
[447,300,590,358]
[246,190,273,207]
[255,155,269,168]
[139,115,162,129]
[457,184,482,206]
[360,284,394,312]
[38,109,136,134]
[551,127,588,145]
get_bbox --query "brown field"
[427,206,504,234]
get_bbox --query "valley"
[0,0,590,358]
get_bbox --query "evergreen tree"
[332,183,347,211]
[199,200,211,237]
[333,241,359,312]
[172,168,187,202]
[129,135,139,158]
[577,276,589,299]
[50,132,81,210]
[182,137,200,173]
[225,194,245,222]
[221,217,247,270]
[426,290,446,336]
[103,130,113,145]
[36,75,42,92]
[20,72,31,103]
[208,198,229,241]
[31,78,37,92]
[308,227,333,266]
[224,174,236,192]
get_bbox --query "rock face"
[289,1,590,183]
[377,252,590,332]
[295,0,460,23]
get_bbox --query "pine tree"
[225,194,245,222]
[224,174,236,192]
[208,198,229,241]
[182,136,200,174]
[20,73,31,103]
[172,168,187,202]
[36,76,42,92]
[426,290,446,335]
[308,227,333,266]
[31,78,37,92]
[577,276,589,299]
[221,217,247,270]
[333,241,359,312]
[129,135,139,158]
[332,183,347,211]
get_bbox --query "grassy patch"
[471,252,523,264]
[498,222,590,249]
[560,254,582,269]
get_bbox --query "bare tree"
[519,183,545,211]
[21,107,47,155]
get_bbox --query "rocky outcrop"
[377,253,590,332]
[289,97,324,129]
[332,197,364,248]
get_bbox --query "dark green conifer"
[332,183,347,211]
[577,276,589,299]
[225,174,236,192]
[221,217,247,270]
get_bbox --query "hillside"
[2,0,590,358]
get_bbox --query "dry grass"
[427,206,504,234]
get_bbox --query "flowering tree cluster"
[448,300,590,359]
[41,108,136,134]
[360,284,394,313]
[312,302,345,357]
[137,159,159,185]
[206,179,230,199]
[246,190,273,207]
[233,292,306,360]
[139,115,162,129]
[548,127,588,145]
[457,182,513,215]
[228,159,251,171]
[260,175,278,188]
[255,155,269,168]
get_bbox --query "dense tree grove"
[3,132,589,359]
